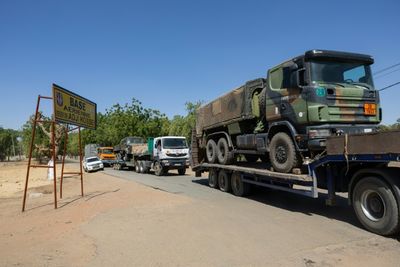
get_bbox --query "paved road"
[100,167,400,266]
[104,167,360,230]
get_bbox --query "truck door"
[266,64,307,125]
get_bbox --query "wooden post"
[52,120,57,209]
[78,127,84,196]
[22,96,41,212]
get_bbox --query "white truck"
[113,136,190,176]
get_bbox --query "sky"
[0,0,399,130]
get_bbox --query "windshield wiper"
[317,82,345,88]
[347,82,371,90]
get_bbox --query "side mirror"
[290,68,305,88]
[290,70,300,88]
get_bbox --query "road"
[98,167,400,266]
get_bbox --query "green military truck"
[195,50,381,173]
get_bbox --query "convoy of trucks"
[191,49,400,236]
[113,136,190,176]
[79,49,400,237]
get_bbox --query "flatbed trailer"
[191,131,400,236]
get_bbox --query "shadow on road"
[192,178,362,230]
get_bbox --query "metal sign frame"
[22,85,95,212]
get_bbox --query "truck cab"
[97,147,116,166]
[152,136,190,175]
[264,50,381,151]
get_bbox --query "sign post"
[22,84,96,211]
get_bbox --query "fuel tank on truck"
[196,79,266,137]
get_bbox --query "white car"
[83,157,104,172]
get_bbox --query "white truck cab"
[152,136,190,175]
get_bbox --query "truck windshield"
[310,61,374,88]
[101,149,113,154]
[163,138,188,149]
[127,137,144,144]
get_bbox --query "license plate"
[364,103,376,115]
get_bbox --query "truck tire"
[135,161,140,173]
[139,161,146,173]
[178,168,186,175]
[217,138,233,165]
[269,132,300,173]
[206,139,217,163]
[154,161,164,176]
[231,171,250,197]
[352,176,400,236]
[208,169,218,188]
[218,170,231,192]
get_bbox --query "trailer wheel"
[218,170,231,192]
[178,168,186,175]
[208,169,218,188]
[231,171,251,197]
[352,176,400,236]
[206,139,217,163]
[217,138,233,165]
[269,132,300,173]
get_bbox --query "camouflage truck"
[195,50,381,173]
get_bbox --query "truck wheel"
[206,139,217,163]
[352,176,400,236]
[218,170,231,192]
[135,161,140,173]
[231,171,250,197]
[139,161,146,173]
[208,169,218,188]
[244,155,259,163]
[269,132,300,173]
[178,168,186,175]
[154,162,164,176]
[217,138,233,165]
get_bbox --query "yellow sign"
[52,84,97,129]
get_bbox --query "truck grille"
[166,153,187,157]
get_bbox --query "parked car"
[83,156,104,172]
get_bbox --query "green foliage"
[378,118,400,131]
[21,114,50,158]
[0,127,20,161]
[82,98,171,147]
[21,98,203,155]
[168,101,202,142]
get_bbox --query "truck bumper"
[101,159,117,166]
[307,124,378,150]
[160,158,189,169]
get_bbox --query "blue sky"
[1,0,399,130]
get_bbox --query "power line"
[374,62,400,75]
[375,67,400,79]
[379,81,400,92]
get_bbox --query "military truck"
[195,50,381,173]
[113,136,190,176]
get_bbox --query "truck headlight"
[308,129,331,138]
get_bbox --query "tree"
[82,98,170,147]
[21,112,66,161]
[378,118,400,131]
[0,128,20,161]
[168,101,202,143]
